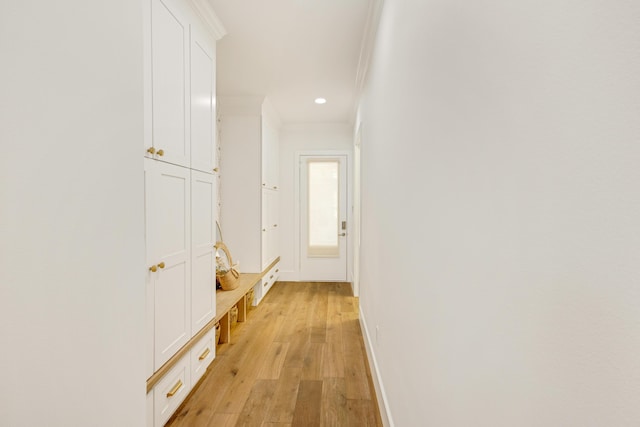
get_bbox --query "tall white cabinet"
[144,0,225,426]
[219,97,281,304]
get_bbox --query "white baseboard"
[359,308,394,427]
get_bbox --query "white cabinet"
[190,27,217,173]
[153,355,191,427]
[191,170,216,333]
[254,262,280,305]
[145,159,192,370]
[190,329,216,385]
[149,0,190,167]
[261,118,279,190]
[144,0,224,424]
[262,188,279,269]
[220,96,280,283]
[146,0,218,173]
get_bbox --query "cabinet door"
[146,160,191,369]
[151,0,190,167]
[261,189,279,269]
[191,170,216,333]
[190,26,216,173]
[261,119,279,189]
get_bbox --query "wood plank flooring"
[166,282,383,427]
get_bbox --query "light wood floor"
[166,281,383,427]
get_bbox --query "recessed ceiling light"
[314,98,327,105]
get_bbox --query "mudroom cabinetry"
[219,96,281,304]
[143,0,225,426]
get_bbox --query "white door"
[191,170,216,333]
[189,26,216,173]
[145,159,191,370]
[150,0,190,167]
[300,155,348,281]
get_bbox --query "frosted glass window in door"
[307,160,339,257]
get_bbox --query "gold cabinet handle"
[262,228,266,232]
[157,149,165,156]
[273,224,277,227]
[273,186,277,190]
[158,262,165,269]
[146,147,155,155]
[166,380,183,398]
[264,282,268,287]
[262,183,266,186]
[149,265,157,272]
[275,269,279,273]
[213,167,219,173]
[198,348,210,361]
[270,275,274,279]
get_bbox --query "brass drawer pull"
[275,269,279,273]
[198,348,210,361]
[157,149,165,156]
[166,380,183,398]
[146,147,155,155]
[270,275,274,279]
[158,262,165,269]
[149,265,157,272]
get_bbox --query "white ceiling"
[209,0,371,124]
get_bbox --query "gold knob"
[213,167,219,173]
[146,147,155,155]
[158,262,165,269]
[262,183,266,186]
[157,149,164,156]
[149,265,157,272]
[262,228,266,232]
[273,224,277,227]
[273,186,277,190]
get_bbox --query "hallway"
[166,282,383,426]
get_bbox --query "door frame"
[294,150,352,282]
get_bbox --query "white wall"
[0,1,145,425]
[357,1,640,425]
[278,124,353,281]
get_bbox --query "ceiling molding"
[353,0,385,113]
[188,0,227,40]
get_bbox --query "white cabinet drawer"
[146,389,154,427]
[257,262,280,303]
[191,329,215,386]
[153,355,191,427]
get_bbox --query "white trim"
[353,0,385,119]
[359,308,394,427]
[187,0,227,40]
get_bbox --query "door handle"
[339,233,346,236]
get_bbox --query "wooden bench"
[146,257,280,392]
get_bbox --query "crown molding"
[352,0,384,121]
[188,0,227,40]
